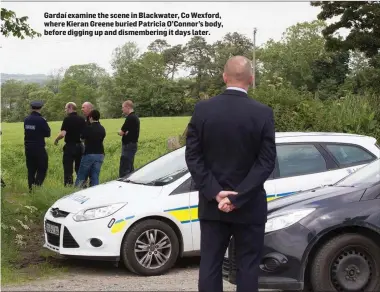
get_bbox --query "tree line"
[1,2,380,141]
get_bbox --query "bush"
[250,83,380,141]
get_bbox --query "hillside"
[1,73,50,85]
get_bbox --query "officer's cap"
[30,101,44,109]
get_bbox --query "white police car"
[44,132,380,276]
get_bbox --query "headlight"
[265,208,315,233]
[73,203,126,222]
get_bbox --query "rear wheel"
[121,219,179,276]
[310,233,380,291]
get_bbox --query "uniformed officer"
[24,101,51,191]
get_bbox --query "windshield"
[335,159,380,187]
[119,147,189,186]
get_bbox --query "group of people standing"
[23,100,140,192]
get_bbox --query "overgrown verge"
[1,185,73,285]
[251,82,380,142]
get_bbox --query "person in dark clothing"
[24,101,51,191]
[54,102,86,186]
[75,110,106,188]
[118,100,140,177]
[81,101,93,125]
[80,101,94,187]
[185,56,276,292]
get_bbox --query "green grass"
[1,116,190,284]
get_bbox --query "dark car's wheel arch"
[119,215,185,261]
[301,224,380,289]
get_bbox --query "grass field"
[1,116,190,284]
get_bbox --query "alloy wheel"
[134,229,172,269]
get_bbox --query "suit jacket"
[185,89,276,224]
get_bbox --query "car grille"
[63,227,79,248]
[45,220,79,248]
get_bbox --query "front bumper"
[223,222,312,291]
[43,208,129,260]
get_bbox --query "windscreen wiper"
[123,179,151,185]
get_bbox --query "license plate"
[46,222,59,236]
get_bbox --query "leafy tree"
[258,20,349,96]
[147,39,170,53]
[1,8,41,39]
[311,1,380,58]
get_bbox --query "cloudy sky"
[1,1,323,75]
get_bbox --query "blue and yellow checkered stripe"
[163,205,199,224]
[267,191,295,202]
[110,215,135,233]
[164,192,296,224]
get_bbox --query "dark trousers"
[25,146,48,191]
[119,142,137,178]
[63,143,83,186]
[199,219,265,292]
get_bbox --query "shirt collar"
[226,87,247,94]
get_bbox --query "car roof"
[275,132,377,144]
[176,132,377,152]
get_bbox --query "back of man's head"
[123,100,134,109]
[223,56,253,88]
[89,109,100,121]
[66,102,77,111]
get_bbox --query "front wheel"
[310,233,380,291]
[121,219,179,276]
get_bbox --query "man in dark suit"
[185,56,276,292]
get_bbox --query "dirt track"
[2,257,239,291]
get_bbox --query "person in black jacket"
[24,101,51,191]
[54,102,86,186]
[118,100,140,177]
[185,56,276,292]
[75,110,106,188]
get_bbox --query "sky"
[1,1,323,75]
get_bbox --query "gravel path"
[2,258,238,291]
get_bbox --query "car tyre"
[121,219,179,276]
[310,233,380,292]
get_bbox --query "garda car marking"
[164,206,194,223]
[165,192,296,224]
[110,215,135,234]
[267,191,296,201]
